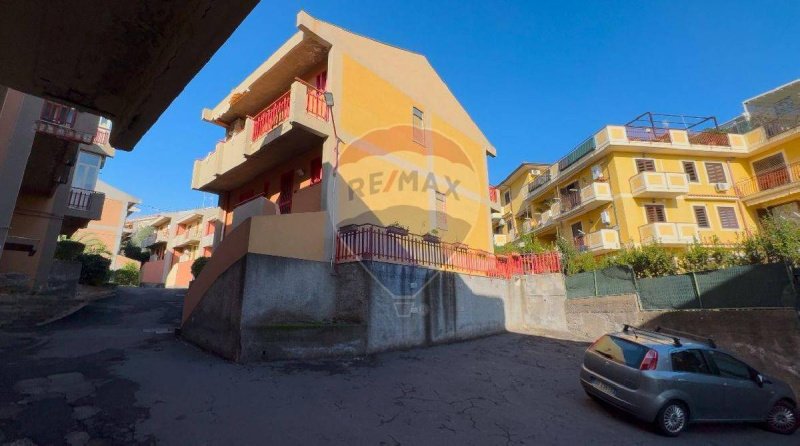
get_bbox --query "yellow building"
[186,12,495,321]
[494,79,800,256]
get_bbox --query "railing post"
[690,272,703,309]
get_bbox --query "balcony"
[560,182,613,215]
[144,226,171,248]
[192,80,331,192]
[735,162,800,206]
[532,207,558,233]
[629,172,689,198]
[527,172,552,197]
[173,228,202,248]
[64,188,104,221]
[583,229,621,253]
[639,222,699,246]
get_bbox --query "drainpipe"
[325,93,343,273]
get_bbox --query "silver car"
[580,325,798,436]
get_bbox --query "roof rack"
[655,326,717,349]
[623,324,681,347]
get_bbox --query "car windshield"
[590,335,649,368]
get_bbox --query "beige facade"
[138,207,223,288]
[0,88,116,291]
[72,180,140,269]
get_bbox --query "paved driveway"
[0,288,795,445]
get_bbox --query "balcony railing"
[625,126,671,143]
[528,172,552,194]
[557,136,596,172]
[93,128,110,145]
[251,91,291,141]
[639,222,699,245]
[250,81,329,142]
[335,223,561,278]
[629,172,689,197]
[67,187,98,210]
[687,130,730,146]
[735,162,800,198]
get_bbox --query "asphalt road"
[0,287,795,445]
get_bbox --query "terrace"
[735,161,800,205]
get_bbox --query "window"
[645,204,666,223]
[203,247,213,257]
[205,221,215,236]
[435,191,447,230]
[671,350,712,374]
[503,190,511,205]
[40,101,77,127]
[635,158,656,173]
[706,351,753,380]
[310,157,322,184]
[72,151,102,190]
[682,161,699,182]
[693,206,710,228]
[412,107,425,144]
[705,162,727,183]
[717,206,739,229]
[590,335,649,369]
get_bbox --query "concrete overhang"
[0,0,258,150]
[175,212,203,225]
[203,28,331,126]
[151,216,172,228]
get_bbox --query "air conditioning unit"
[531,169,541,176]
[714,182,731,192]
[600,210,611,225]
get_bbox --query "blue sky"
[101,0,799,215]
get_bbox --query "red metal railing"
[735,162,800,198]
[335,224,561,278]
[625,126,671,143]
[305,86,328,120]
[251,91,291,141]
[687,130,730,146]
[93,128,110,145]
[68,187,96,210]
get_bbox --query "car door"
[669,349,728,420]
[703,350,771,421]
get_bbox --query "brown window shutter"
[636,158,656,173]
[693,206,710,228]
[682,161,699,182]
[718,207,739,229]
[645,204,666,223]
[753,153,786,175]
[705,162,727,183]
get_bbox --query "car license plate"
[592,379,616,396]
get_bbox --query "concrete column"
[0,88,39,264]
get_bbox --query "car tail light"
[640,349,658,370]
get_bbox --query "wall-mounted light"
[295,168,305,177]
[324,92,335,107]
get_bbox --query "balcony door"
[753,153,789,192]
[560,182,581,212]
[279,171,294,214]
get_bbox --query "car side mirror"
[756,374,764,387]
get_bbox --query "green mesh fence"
[637,275,700,310]
[695,263,794,308]
[565,266,635,299]
[565,263,797,309]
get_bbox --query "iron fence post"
[690,272,703,309]
[593,270,598,296]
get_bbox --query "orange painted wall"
[141,259,165,284]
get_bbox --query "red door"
[279,171,293,214]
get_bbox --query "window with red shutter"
[310,157,322,184]
[717,207,739,229]
[645,204,666,223]
[693,206,710,228]
[635,158,656,173]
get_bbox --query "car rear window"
[590,335,649,369]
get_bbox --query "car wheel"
[766,401,798,435]
[655,401,688,437]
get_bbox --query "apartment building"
[72,180,141,269]
[0,91,117,291]
[494,79,800,255]
[139,207,222,288]
[182,12,497,357]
